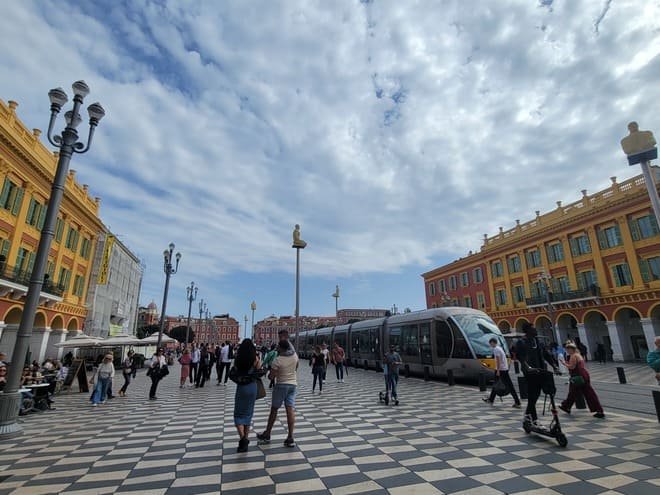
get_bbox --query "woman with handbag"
[559,342,604,418]
[232,339,263,453]
[148,349,167,401]
[118,350,135,397]
[90,354,114,407]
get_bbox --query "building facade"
[164,314,239,345]
[137,301,159,328]
[0,99,105,362]
[422,171,660,362]
[253,315,338,345]
[336,308,390,325]
[84,233,143,338]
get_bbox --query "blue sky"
[0,1,658,330]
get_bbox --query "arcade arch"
[614,307,645,360]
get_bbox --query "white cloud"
[0,0,658,314]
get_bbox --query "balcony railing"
[526,285,600,306]
[0,263,65,297]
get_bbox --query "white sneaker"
[319,391,323,395]
[92,403,98,407]
[100,401,106,405]
[341,379,344,383]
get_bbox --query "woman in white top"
[149,349,167,400]
[90,354,115,407]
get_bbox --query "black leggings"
[149,375,161,399]
[312,369,324,391]
[119,373,131,393]
[525,373,544,421]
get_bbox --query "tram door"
[420,322,432,365]
[435,319,452,373]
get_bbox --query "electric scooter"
[522,370,567,447]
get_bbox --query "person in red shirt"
[331,341,346,383]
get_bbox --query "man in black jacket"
[515,323,559,423]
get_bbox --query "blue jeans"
[387,373,399,399]
[271,383,296,408]
[335,362,344,380]
[92,377,110,404]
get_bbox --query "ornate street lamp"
[198,299,206,344]
[292,224,307,348]
[250,301,256,340]
[157,243,181,349]
[538,270,560,344]
[0,81,104,438]
[332,285,340,323]
[244,314,249,341]
[185,281,197,348]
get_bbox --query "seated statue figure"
[621,122,657,165]
[292,224,307,248]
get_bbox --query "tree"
[169,325,195,344]
[136,324,160,339]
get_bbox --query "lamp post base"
[0,392,24,439]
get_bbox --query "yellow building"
[423,170,660,361]
[0,99,104,362]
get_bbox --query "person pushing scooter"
[515,323,558,424]
[383,345,402,406]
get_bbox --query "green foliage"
[169,325,195,343]
[136,324,160,339]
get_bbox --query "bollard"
[364,360,369,370]
[518,376,528,399]
[447,369,455,386]
[404,364,410,378]
[375,360,382,372]
[616,367,627,384]
[575,392,586,409]
[424,366,430,381]
[478,373,487,392]
[514,361,520,375]
[653,390,660,424]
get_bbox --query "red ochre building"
[253,315,337,346]
[422,170,660,362]
[164,314,239,345]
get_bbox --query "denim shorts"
[271,383,296,408]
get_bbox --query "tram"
[296,307,509,381]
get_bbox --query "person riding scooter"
[515,323,559,424]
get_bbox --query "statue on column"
[621,121,657,165]
[292,224,307,248]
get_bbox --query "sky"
[0,0,658,331]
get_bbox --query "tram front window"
[450,313,508,358]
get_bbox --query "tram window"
[370,328,380,355]
[436,320,452,358]
[451,314,505,358]
[389,327,401,352]
[448,319,473,359]
[420,322,432,363]
[335,333,347,350]
[401,324,419,357]
[358,331,371,354]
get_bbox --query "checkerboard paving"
[0,364,658,494]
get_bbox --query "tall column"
[640,318,657,355]
[577,323,596,361]
[606,321,624,362]
[33,327,51,363]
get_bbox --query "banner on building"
[109,323,124,337]
[97,235,115,285]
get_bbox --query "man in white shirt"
[257,339,299,448]
[218,341,232,384]
[190,344,200,385]
[484,337,521,407]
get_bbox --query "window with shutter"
[55,218,64,242]
[546,245,555,263]
[569,238,579,256]
[25,198,36,225]
[648,257,660,281]
[0,178,11,208]
[11,187,24,216]
[597,228,607,249]
[37,206,46,231]
[639,258,651,283]
[629,217,641,241]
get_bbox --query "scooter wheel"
[523,421,532,434]
[556,433,568,448]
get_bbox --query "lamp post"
[157,243,181,350]
[0,81,105,438]
[244,314,249,341]
[332,285,340,324]
[205,308,210,345]
[185,281,197,349]
[538,270,560,344]
[250,301,256,340]
[620,122,660,225]
[198,299,206,345]
[292,224,307,349]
